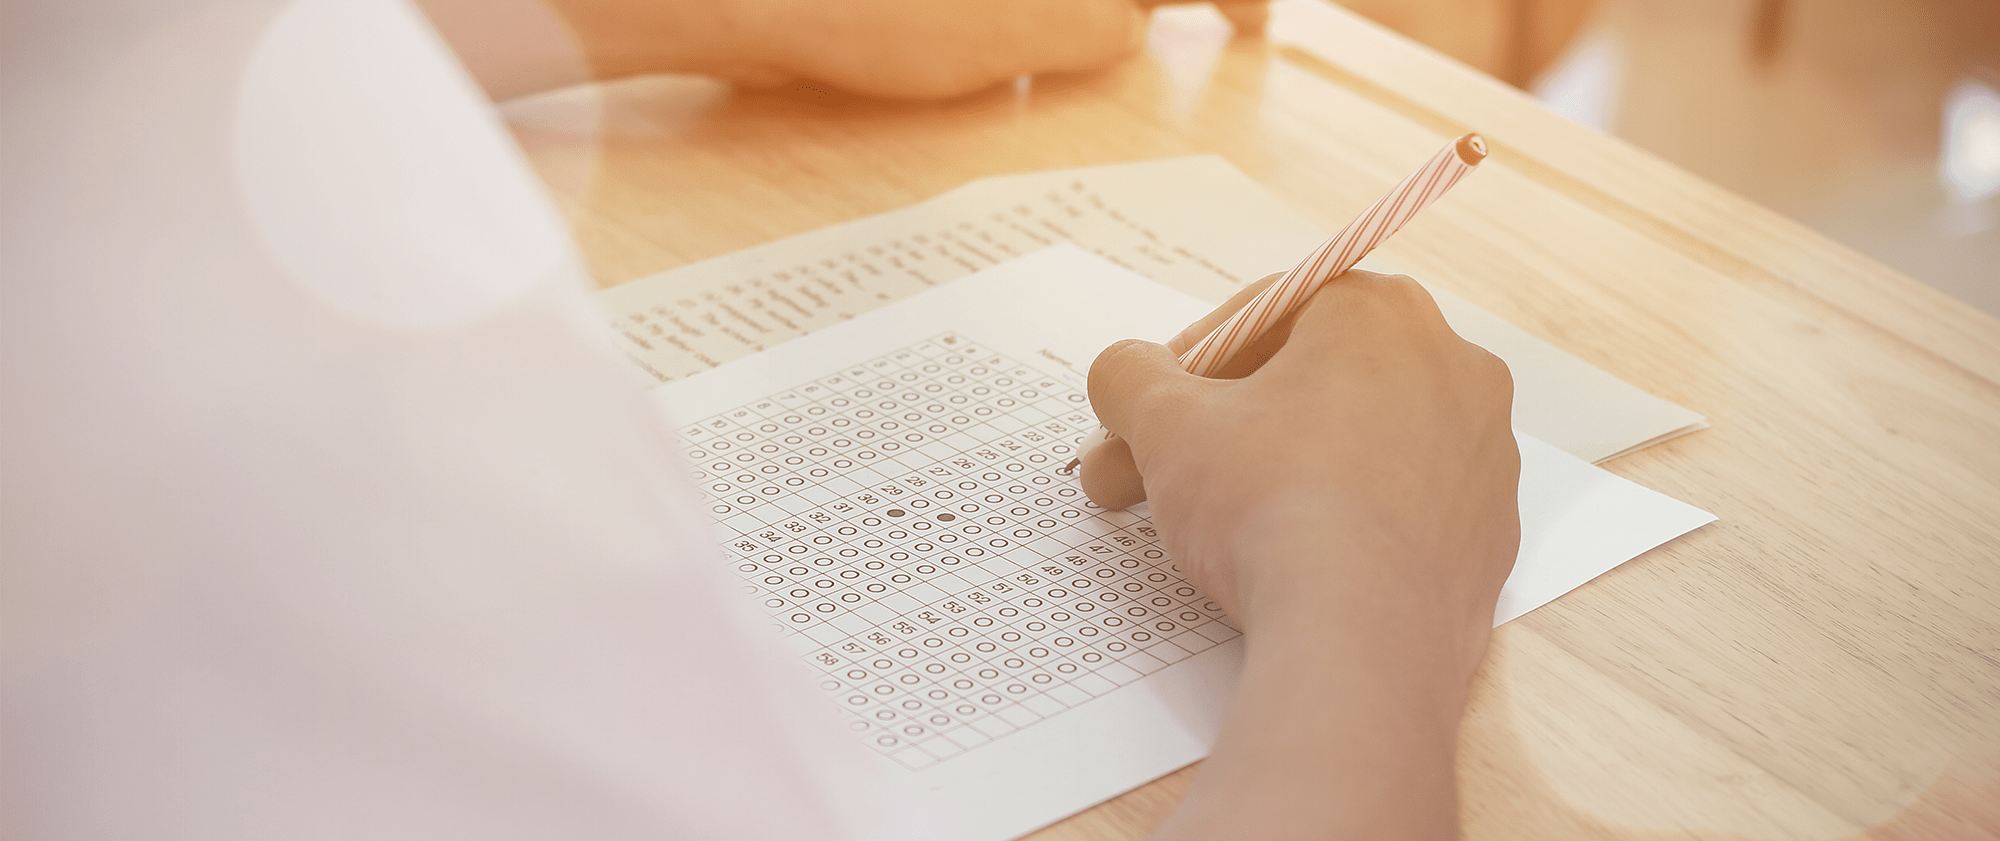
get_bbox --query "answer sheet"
[652,246,1715,841]
[603,155,1706,464]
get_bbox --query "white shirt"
[1,1,881,837]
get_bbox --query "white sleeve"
[0,1,885,839]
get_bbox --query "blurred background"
[1339,0,2000,316]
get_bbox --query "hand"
[427,0,1161,102]
[1096,271,1520,841]
[425,0,1272,102]
[687,0,1276,100]
[1082,270,1519,643]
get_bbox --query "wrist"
[1243,587,1484,734]
[1226,524,1497,692]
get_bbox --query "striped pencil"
[1178,132,1487,376]
[1066,133,1488,475]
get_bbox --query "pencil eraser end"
[1455,133,1488,166]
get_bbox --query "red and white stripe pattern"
[1177,133,1488,377]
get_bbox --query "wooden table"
[504,2,2000,837]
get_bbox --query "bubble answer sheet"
[650,244,1716,841]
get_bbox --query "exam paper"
[653,245,1715,841]
[601,155,1706,464]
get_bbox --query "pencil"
[1065,133,1488,473]
[1179,132,1487,375]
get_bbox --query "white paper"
[603,155,1705,463]
[652,245,1714,841]
[1500,433,1716,623]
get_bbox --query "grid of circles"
[682,333,1241,770]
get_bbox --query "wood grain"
[505,2,2000,837]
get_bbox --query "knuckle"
[1327,270,1438,320]
[1461,344,1516,406]
[1479,346,1514,389]
[1377,273,1439,314]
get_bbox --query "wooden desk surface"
[505,2,2000,837]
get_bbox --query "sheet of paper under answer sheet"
[604,155,1707,464]
[650,245,1715,841]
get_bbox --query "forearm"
[419,0,1156,103]
[415,0,750,101]
[1149,551,1483,840]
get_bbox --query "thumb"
[1079,338,1193,509]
